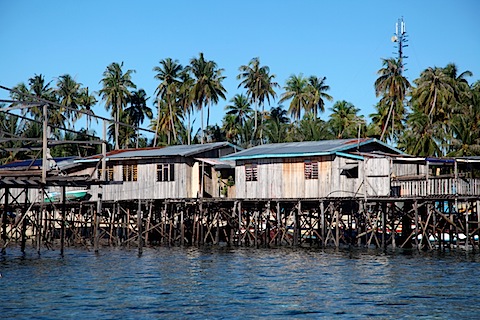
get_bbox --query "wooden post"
[237,201,242,246]
[381,203,386,250]
[137,199,142,255]
[276,202,281,245]
[465,200,470,251]
[414,200,419,250]
[21,200,28,254]
[320,201,325,248]
[94,199,100,253]
[180,208,185,246]
[60,186,66,256]
[1,187,8,253]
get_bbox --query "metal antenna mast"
[391,17,408,74]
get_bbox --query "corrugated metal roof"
[0,157,77,170]
[221,138,403,161]
[107,142,237,159]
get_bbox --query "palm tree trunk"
[154,98,160,147]
[201,103,205,144]
[380,101,395,142]
[168,101,177,143]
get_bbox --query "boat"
[44,190,90,203]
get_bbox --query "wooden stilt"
[60,186,66,256]
[137,199,142,254]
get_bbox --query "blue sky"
[1,0,479,139]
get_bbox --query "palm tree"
[328,100,364,139]
[125,89,153,148]
[237,57,278,144]
[56,74,81,128]
[374,58,411,142]
[99,62,136,149]
[279,74,309,121]
[78,87,97,133]
[306,76,333,118]
[189,53,227,144]
[153,58,183,145]
[178,70,195,144]
[225,93,252,127]
[411,66,454,123]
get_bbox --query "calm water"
[1,246,480,319]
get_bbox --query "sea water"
[1,246,480,319]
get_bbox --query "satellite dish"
[391,35,398,42]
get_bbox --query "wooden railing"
[391,177,480,197]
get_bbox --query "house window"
[341,164,358,179]
[245,163,258,182]
[304,160,319,179]
[157,163,175,182]
[123,164,137,181]
[97,166,114,181]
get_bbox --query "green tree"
[56,74,81,128]
[306,76,333,118]
[189,53,227,144]
[78,87,97,133]
[374,58,411,142]
[328,100,364,139]
[237,57,278,144]
[153,58,183,145]
[125,89,153,148]
[279,74,309,121]
[99,62,136,150]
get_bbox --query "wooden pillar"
[237,201,242,246]
[276,202,281,245]
[294,201,300,246]
[137,199,143,255]
[180,208,185,246]
[335,207,340,249]
[21,200,28,254]
[1,187,8,253]
[381,203,386,250]
[320,201,325,248]
[60,186,66,256]
[94,198,100,253]
[465,199,470,251]
[414,200,419,250]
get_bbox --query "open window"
[340,163,358,179]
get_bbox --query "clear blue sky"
[1,0,479,139]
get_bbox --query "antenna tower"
[392,17,408,74]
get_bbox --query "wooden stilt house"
[83,142,239,201]
[221,138,406,199]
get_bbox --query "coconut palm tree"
[279,74,309,121]
[125,89,153,148]
[78,87,97,133]
[374,58,411,142]
[328,100,364,139]
[153,58,183,145]
[411,66,454,123]
[99,62,136,150]
[225,93,252,127]
[237,57,278,144]
[56,74,81,128]
[189,53,227,144]
[306,76,333,118]
[178,70,195,144]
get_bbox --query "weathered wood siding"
[90,157,192,201]
[364,158,391,196]
[234,156,388,199]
